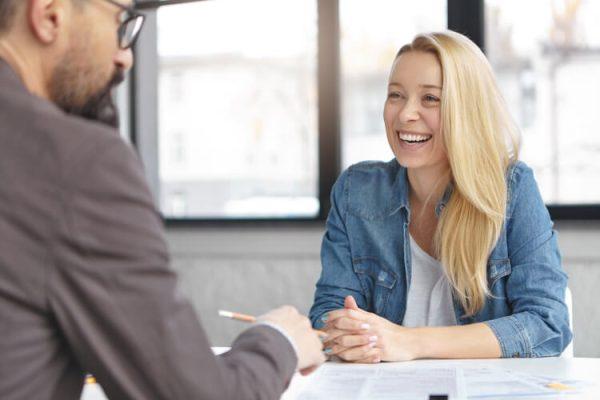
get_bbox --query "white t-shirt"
[402,234,458,327]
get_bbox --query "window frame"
[132,0,600,224]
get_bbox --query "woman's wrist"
[405,327,428,360]
[387,325,424,361]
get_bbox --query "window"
[151,0,319,219]
[486,0,600,205]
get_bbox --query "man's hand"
[259,306,326,375]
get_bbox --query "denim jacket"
[310,160,572,358]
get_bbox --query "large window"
[151,0,318,219]
[134,0,600,221]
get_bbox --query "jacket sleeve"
[48,135,297,400]
[484,164,572,358]
[309,168,368,329]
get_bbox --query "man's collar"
[0,57,27,92]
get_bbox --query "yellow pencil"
[218,310,257,323]
[218,310,328,339]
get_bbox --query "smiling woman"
[309,31,572,364]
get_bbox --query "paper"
[293,363,591,400]
[464,367,587,398]
[296,364,466,400]
[464,367,555,398]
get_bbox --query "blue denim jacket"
[310,160,572,358]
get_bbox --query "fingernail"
[368,342,376,348]
[373,357,381,363]
[324,347,333,355]
[319,335,328,342]
[368,335,378,343]
[360,323,370,330]
[321,314,329,323]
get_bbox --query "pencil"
[218,310,257,323]
[218,309,328,338]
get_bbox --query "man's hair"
[0,0,19,35]
[0,0,87,35]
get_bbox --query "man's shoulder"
[0,85,128,175]
[30,95,123,158]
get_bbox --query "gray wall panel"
[166,221,600,356]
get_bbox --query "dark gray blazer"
[0,59,296,400]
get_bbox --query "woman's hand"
[322,296,420,363]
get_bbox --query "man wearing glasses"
[0,1,325,399]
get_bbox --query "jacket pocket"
[352,257,397,314]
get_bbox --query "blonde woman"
[309,31,572,363]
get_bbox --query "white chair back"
[561,286,574,358]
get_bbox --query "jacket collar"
[0,57,27,92]
[435,183,454,217]
[390,164,410,216]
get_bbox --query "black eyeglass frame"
[102,0,146,49]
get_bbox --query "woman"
[309,31,571,363]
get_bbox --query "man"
[0,0,325,399]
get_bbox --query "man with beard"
[0,1,325,399]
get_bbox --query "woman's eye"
[423,95,440,103]
[387,92,403,99]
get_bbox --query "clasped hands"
[321,295,419,363]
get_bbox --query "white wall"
[166,220,600,357]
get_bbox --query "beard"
[77,69,125,129]
[49,56,126,129]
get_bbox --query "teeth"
[399,132,431,142]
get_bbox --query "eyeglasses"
[102,0,146,49]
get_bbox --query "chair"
[560,286,574,358]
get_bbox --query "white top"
[402,234,457,327]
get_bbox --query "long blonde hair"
[397,31,520,316]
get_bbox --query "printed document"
[296,363,466,400]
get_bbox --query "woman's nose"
[397,98,419,123]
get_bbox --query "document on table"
[465,367,587,398]
[465,367,557,398]
[293,363,587,400]
[296,364,467,400]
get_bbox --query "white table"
[82,351,600,400]
[282,357,600,400]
